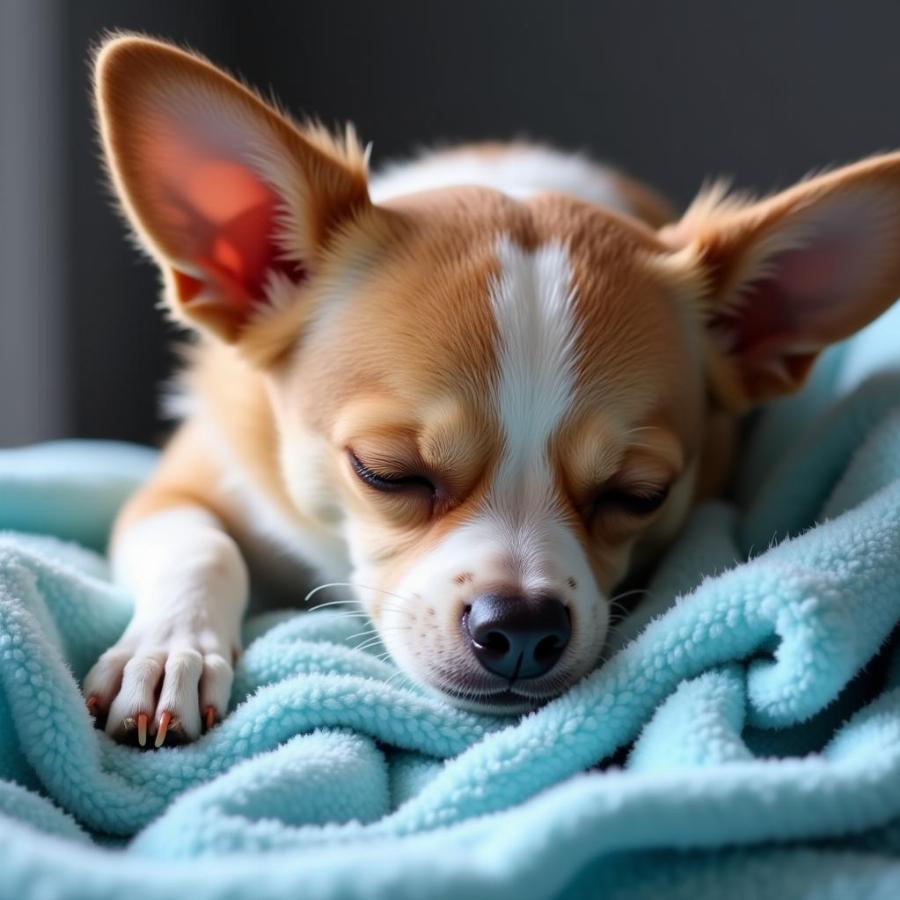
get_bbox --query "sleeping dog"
[85,34,900,746]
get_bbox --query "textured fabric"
[1,304,900,899]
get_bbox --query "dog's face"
[97,37,900,711]
[269,190,707,708]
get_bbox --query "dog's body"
[85,36,900,747]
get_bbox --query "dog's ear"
[662,154,900,409]
[95,36,369,343]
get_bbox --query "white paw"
[83,620,236,748]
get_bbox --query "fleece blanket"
[2,306,900,900]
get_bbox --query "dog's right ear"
[662,153,900,410]
[95,36,370,344]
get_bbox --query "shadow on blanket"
[2,304,900,900]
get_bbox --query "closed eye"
[590,484,670,519]
[348,451,436,496]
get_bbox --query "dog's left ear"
[95,35,370,345]
[663,154,900,409]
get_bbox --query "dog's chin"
[431,683,562,716]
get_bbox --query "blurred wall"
[4,0,900,446]
[0,0,65,442]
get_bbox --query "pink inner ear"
[720,235,851,359]
[778,234,854,304]
[713,193,886,363]
[151,130,306,320]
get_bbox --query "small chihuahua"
[85,35,900,747]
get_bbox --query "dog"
[84,34,900,747]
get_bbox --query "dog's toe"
[104,654,163,745]
[152,649,203,745]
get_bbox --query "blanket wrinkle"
[1,304,900,899]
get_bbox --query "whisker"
[606,587,649,622]
[304,598,361,611]
[304,581,419,608]
[346,627,380,641]
[312,608,402,621]
[304,583,356,605]
[610,587,648,603]
[383,668,417,692]
[304,599,414,620]
[354,636,388,653]
[311,611,372,620]
[345,623,411,642]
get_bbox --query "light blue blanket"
[2,304,900,900]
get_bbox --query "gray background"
[4,0,900,446]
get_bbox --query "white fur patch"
[487,236,579,542]
[371,146,634,213]
[86,506,248,741]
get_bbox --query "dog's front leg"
[84,501,248,747]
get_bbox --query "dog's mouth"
[415,638,583,714]
[436,681,566,714]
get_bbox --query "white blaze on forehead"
[490,236,579,485]
[482,236,581,581]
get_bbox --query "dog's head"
[96,36,900,711]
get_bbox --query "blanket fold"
[2,305,900,899]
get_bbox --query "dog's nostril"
[464,592,571,680]
[535,633,563,661]
[482,630,510,654]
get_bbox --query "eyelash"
[348,451,436,497]
[590,484,670,519]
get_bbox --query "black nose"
[464,593,571,680]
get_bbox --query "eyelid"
[347,450,436,494]
[617,445,683,492]
[616,460,679,486]
[617,480,669,497]
[349,451,408,481]
[589,482,671,519]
